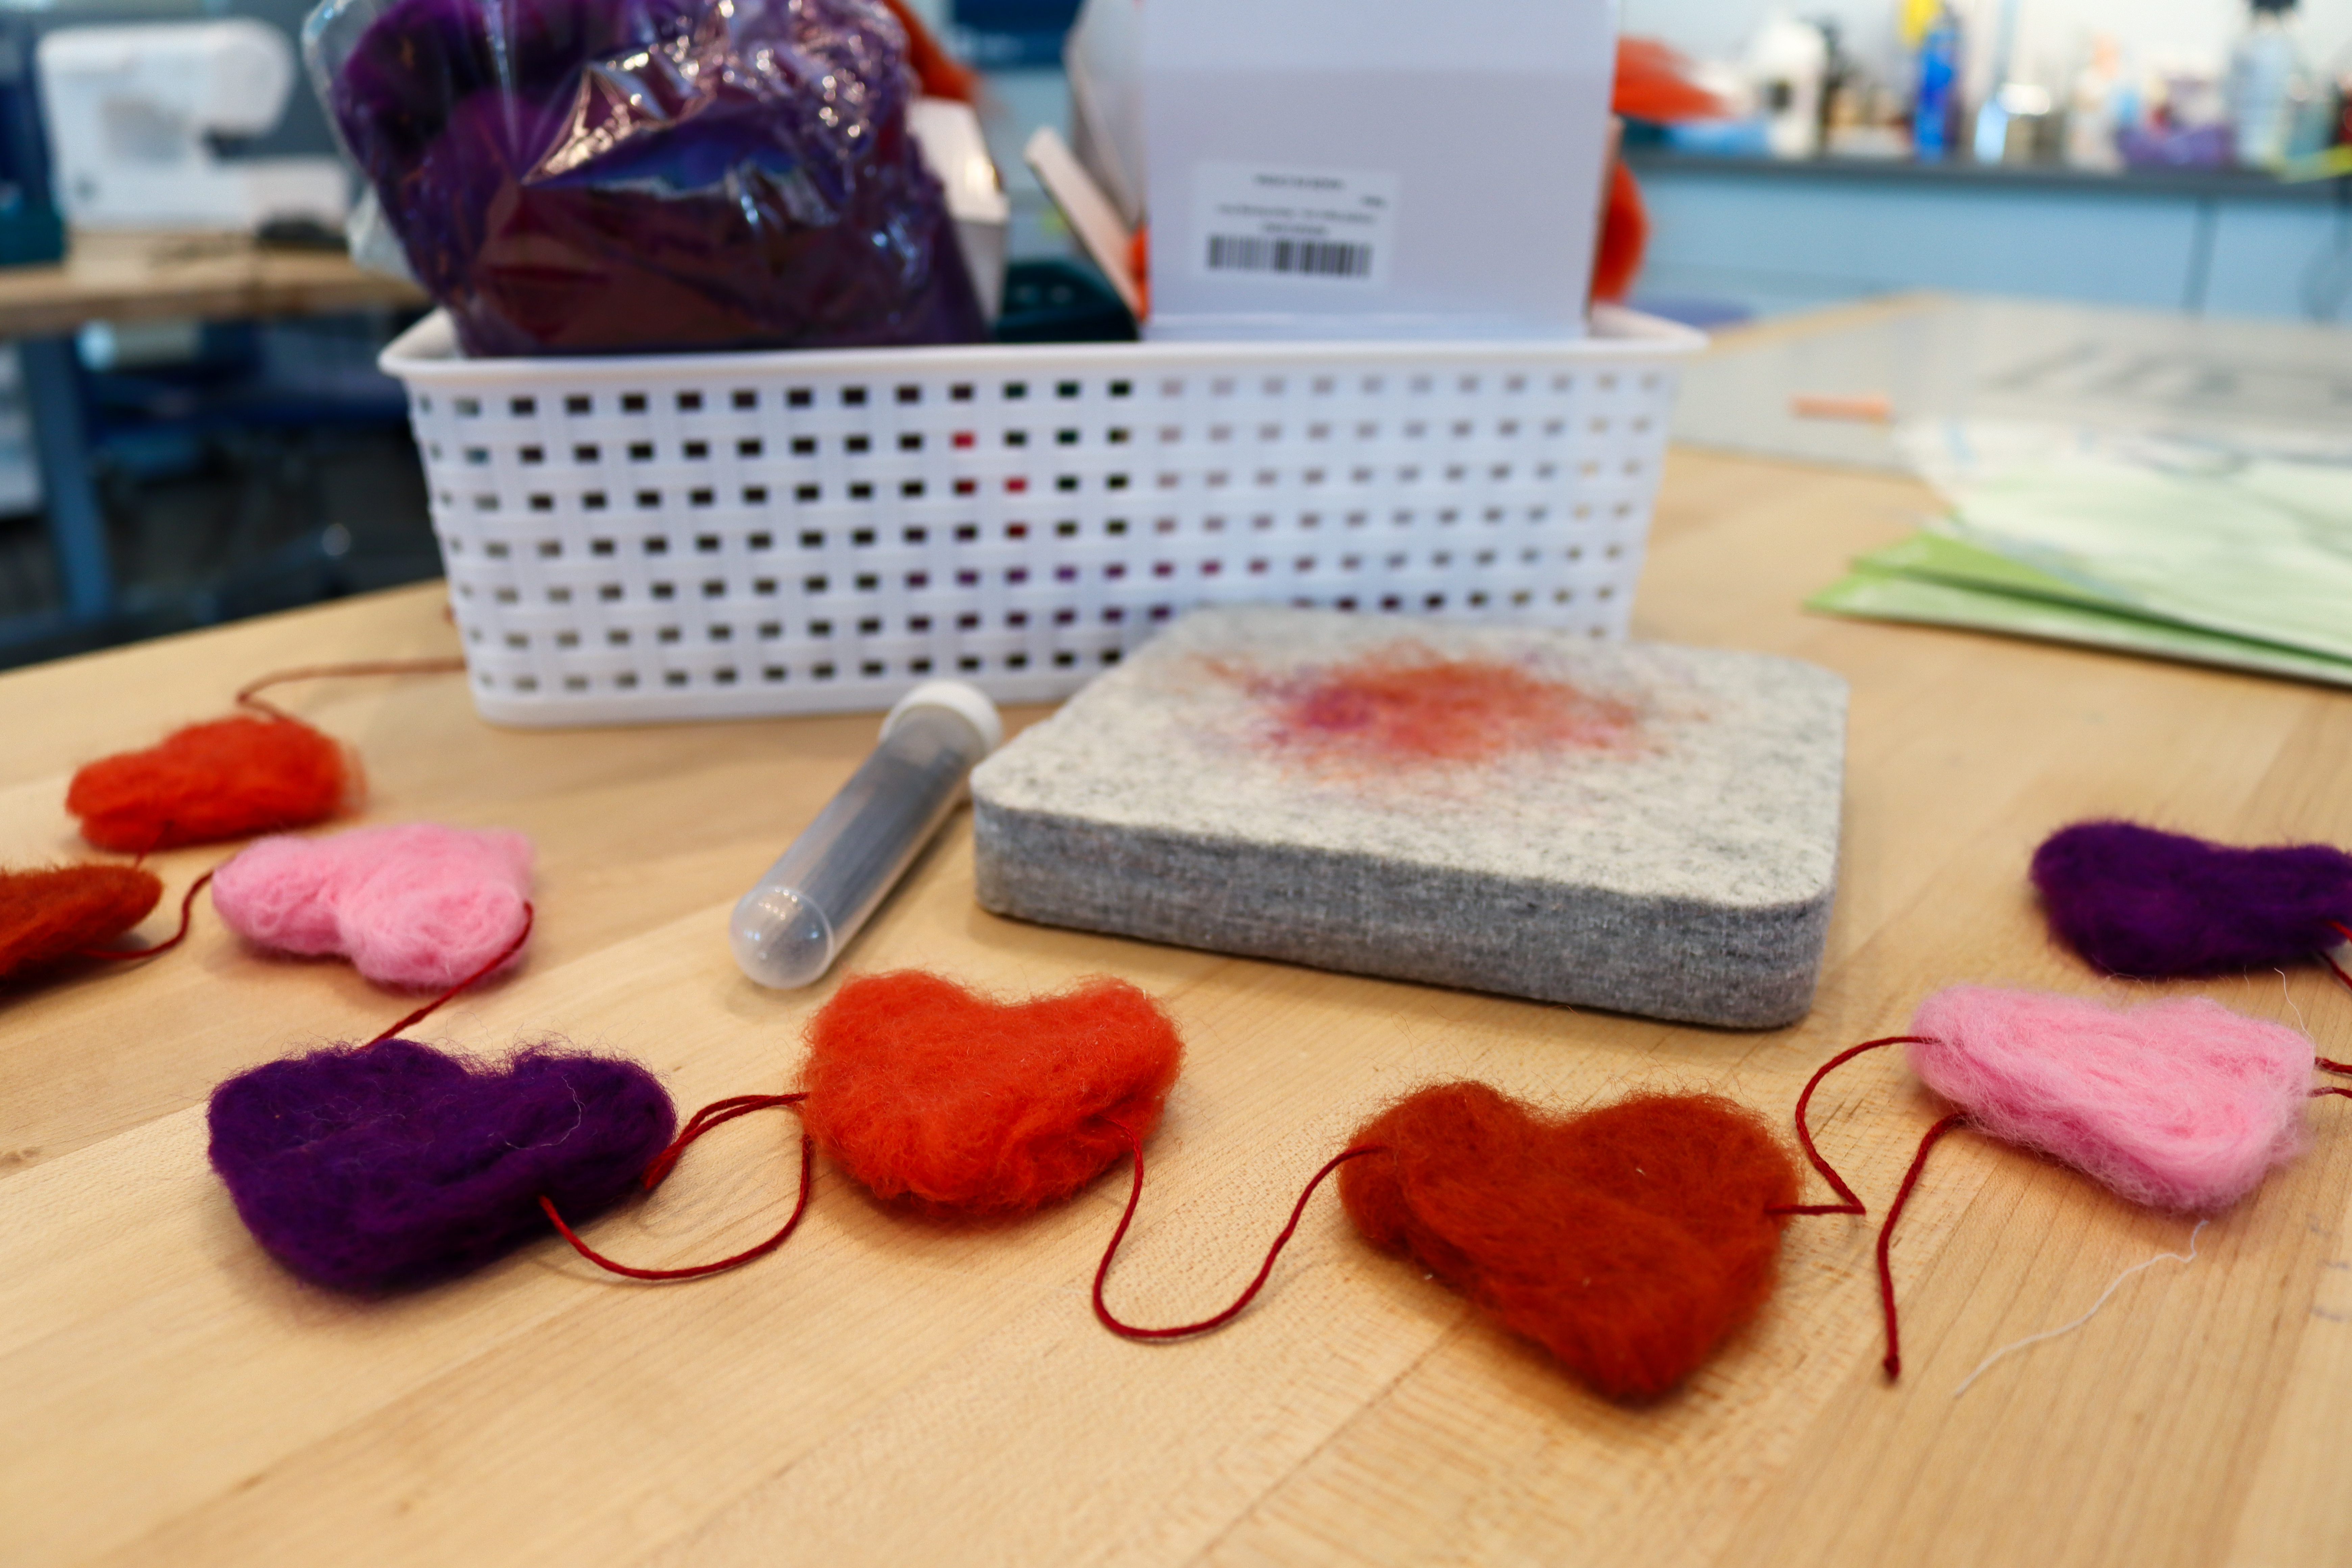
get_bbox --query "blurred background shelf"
[1625,148,2352,322]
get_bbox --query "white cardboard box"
[1141,0,1616,342]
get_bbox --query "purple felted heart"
[209,1038,676,1291]
[2031,820,2352,977]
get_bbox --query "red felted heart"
[0,865,163,981]
[68,715,354,852]
[1340,1082,1799,1401]
[800,970,1184,1214]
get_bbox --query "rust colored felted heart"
[0,865,163,981]
[68,715,353,852]
[799,970,1184,1215]
[1340,1082,1799,1401]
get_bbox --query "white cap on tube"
[885,678,1004,752]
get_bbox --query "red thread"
[1092,1124,1384,1340]
[1875,1113,1969,1379]
[234,656,469,722]
[76,870,213,962]
[2322,924,2352,1001]
[1767,1035,1933,1216]
[543,1093,814,1281]
[364,902,535,1047]
[2313,1088,2352,1101]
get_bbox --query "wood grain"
[3,442,2347,1567]
[0,230,422,337]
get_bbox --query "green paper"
[1935,455,2352,663]
[1808,556,2352,690]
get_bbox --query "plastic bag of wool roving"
[211,823,534,991]
[309,0,988,357]
[1785,985,2341,1377]
[2031,820,2352,979]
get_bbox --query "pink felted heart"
[1909,987,2312,1211]
[211,823,533,990]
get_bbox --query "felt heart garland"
[1091,1082,1809,1402]
[215,967,1183,1291]
[68,657,464,853]
[204,905,722,1292]
[1784,986,2346,1378]
[549,971,1818,1400]
[541,970,1186,1273]
[798,969,1184,1214]
[0,864,211,986]
[212,955,1838,1402]
[211,822,535,991]
[2031,820,2352,983]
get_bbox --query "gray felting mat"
[971,606,1847,1027]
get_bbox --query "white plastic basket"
[381,306,1703,725]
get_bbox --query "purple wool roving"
[313,0,986,356]
[2031,820,2352,977]
[208,1038,677,1291]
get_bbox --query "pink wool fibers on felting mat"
[1909,986,2312,1212]
[211,822,533,990]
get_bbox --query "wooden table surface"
[0,229,424,338]
[5,440,2350,1568]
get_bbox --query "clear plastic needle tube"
[730,681,1002,989]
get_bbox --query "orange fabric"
[0,864,163,980]
[67,716,352,853]
[1590,158,1647,303]
[1612,37,1730,122]
[1128,226,1150,318]
[800,970,1183,1215]
[1341,1083,1797,1401]
[1597,36,1728,303]
[876,0,977,102]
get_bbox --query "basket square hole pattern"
[412,363,1676,709]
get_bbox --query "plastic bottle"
[1750,13,1829,159]
[2064,35,2126,171]
[2228,0,2313,168]
[1914,6,1964,161]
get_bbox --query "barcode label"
[1206,235,1375,277]
[1190,163,1397,288]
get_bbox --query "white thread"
[1953,1220,2207,1399]
[2280,969,2308,1034]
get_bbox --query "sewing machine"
[35,19,347,234]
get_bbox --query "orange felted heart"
[0,864,163,981]
[67,715,353,853]
[1340,1082,1799,1401]
[799,970,1185,1215]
